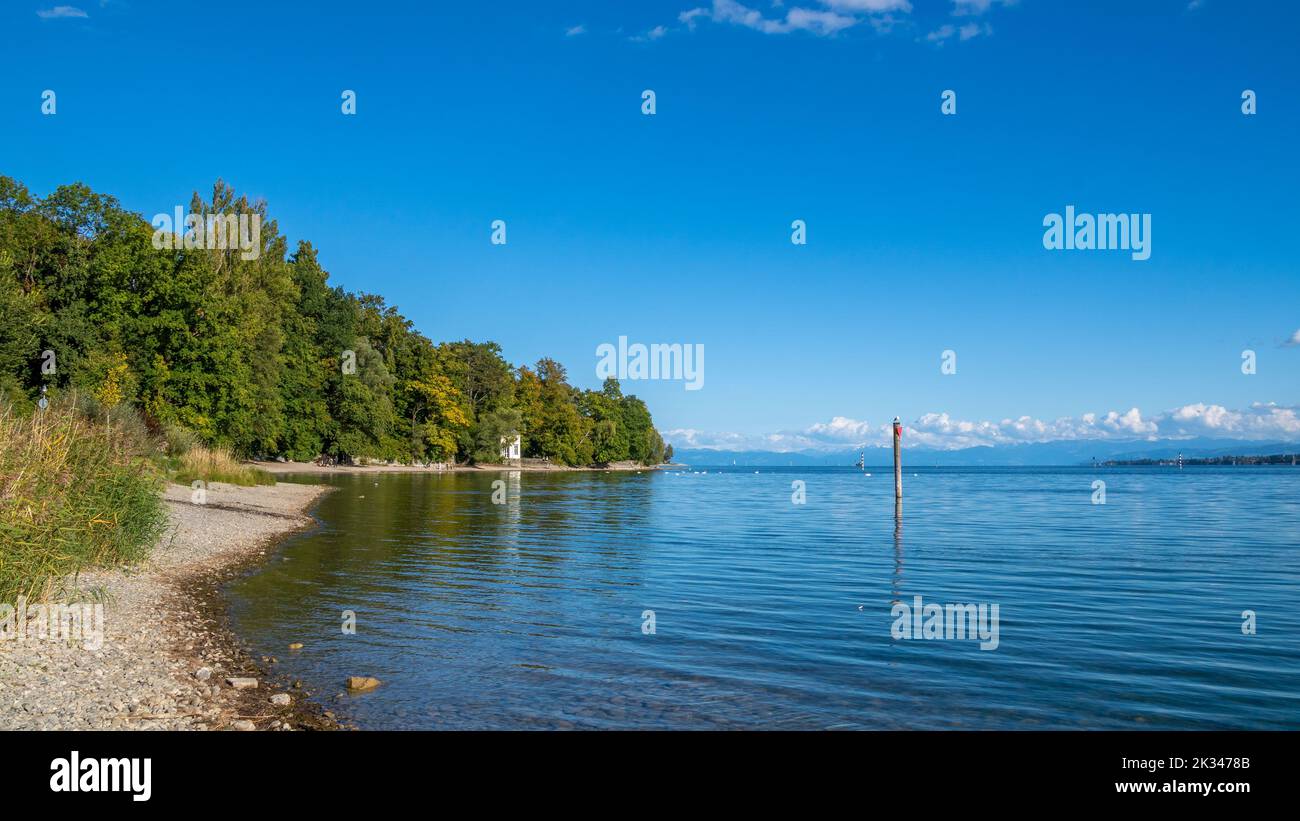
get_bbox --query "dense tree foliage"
[0,177,667,466]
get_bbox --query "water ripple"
[227,466,1300,729]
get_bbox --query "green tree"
[470,407,523,464]
[0,175,668,470]
[334,338,396,461]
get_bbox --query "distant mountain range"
[673,439,1300,467]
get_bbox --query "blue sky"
[3,0,1298,451]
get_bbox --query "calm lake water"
[226,466,1300,730]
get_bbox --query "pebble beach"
[0,481,337,731]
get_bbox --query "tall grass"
[172,446,275,487]
[0,399,167,602]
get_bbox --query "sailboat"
[855,449,865,470]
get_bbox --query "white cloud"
[783,7,861,35]
[666,402,1300,452]
[680,7,711,26]
[806,415,876,441]
[565,24,587,37]
[677,0,900,37]
[664,428,777,450]
[951,0,1014,15]
[927,20,991,43]
[1282,328,1300,347]
[630,23,671,42]
[1103,407,1159,436]
[672,0,1013,40]
[1162,402,1300,439]
[37,5,88,18]
[926,24,955,42]
[820,0,912,11]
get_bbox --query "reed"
[173,446,276,487]
[0,400,167,602]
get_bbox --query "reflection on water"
[892,499,904,607]
[226,467,1300,729]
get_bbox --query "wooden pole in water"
[892,416,903,501]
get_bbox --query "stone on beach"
[345,676,381,692]
[0,481,334,732]
[270,693,291,706]
[226,677,259,690]
[232,720,256,731]
[288,642,304,650]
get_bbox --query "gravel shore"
[0,481,338,731]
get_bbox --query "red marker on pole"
[893,416,903,502]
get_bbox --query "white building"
[500,434,521,461]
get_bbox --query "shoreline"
[253,459,682,476]
[0,480,341,731]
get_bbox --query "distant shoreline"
[1103,454,1299,467]
[252,459,682,476]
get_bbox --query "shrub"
[163,423,200,457]
[0,398,167,602]
[173,446,275,487]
